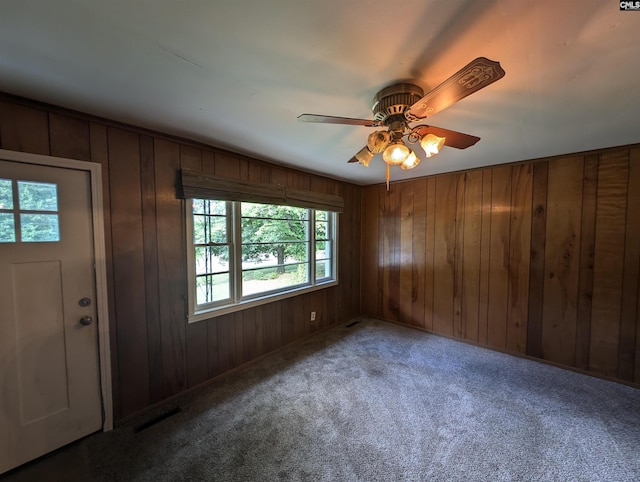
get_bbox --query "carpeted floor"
[4,318,640,481]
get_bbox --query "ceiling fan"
[298,57,505,187]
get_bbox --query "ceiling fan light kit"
[420,133,446,157]
[298,57,505,188]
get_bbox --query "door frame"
[0,148,113,431]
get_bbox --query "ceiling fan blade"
[407,57,505,120]
[414,125,480,149]
[298,113,378,127]
[347,156,359,163]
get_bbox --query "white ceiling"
[1,1,639,185]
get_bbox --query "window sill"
[187,280,338,323]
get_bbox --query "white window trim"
[186,200,338,323]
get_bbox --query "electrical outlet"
[310,311,316,322]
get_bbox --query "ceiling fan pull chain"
[386,164,390,191]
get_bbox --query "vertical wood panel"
[432,174,457,336]
[216,314,235,373]
[399,182,414,324]
[207,318,221,378]
[376,185,386,318]
[215,152,241,179]
[242,308,258,363]
[619,148,640,381]
[506,163,532,354]
[281,299,295,346]
[233,311,244,367]
[527,162,548,357]
[292,296,306,341]
[462,170,483,342]
[541,157,583,365]
[357,142,639,388]
[108,127,149,416]
[424,177,436,331]
[361,187,379,317]
[154,138,187,396]
[49,113,91,161]
[254,307,265,357]
[487,166,512,349]
[270,166,288,186]
[453,174,465,338]
[384,186,400,320]
[411,178,427,328]
[478,169,493,345]
[0,101,50,154]
[576,154,598,369]
[590,152,629,377]
[140,135,164,403]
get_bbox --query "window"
[0,178,60,243]
[187,199,337,321]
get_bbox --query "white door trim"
[0,148,113,431]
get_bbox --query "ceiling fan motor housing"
[372,83,424,123]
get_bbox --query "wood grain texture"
[411,178,427,328]
[0,101,50,154]
[541,157,583,365]
[359,146,639,388]
[385,185,400,321]
[154,139,188,397]
[424,177,436,332]
[399,182,414,324]
[432,174,457,336]
[49,113,91,161]
[527,162,548,358]
[478,169,493,345]
[576,154,598,370]
[205,318,220,378]
[140,135,164,403]
[376,185,386,318]
[360,187,378,317]
[619,148,640,381]
[453,174,465,338]
[107,127,150,416]
[590,152,629,377]
[486,166,512,349]
[506,163,531,354]
[462,170,484,342]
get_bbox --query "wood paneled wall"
[361,148,640,386]
[0,94,361,420]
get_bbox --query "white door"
[0,159,103,473]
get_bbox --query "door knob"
[79,297,92,307]
[79,316,93,326]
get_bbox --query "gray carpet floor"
[4,318,640,481]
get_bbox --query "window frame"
[186,199,338,323]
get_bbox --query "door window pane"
[18,181,58,211]
[0,213,16,243]
[0,179,13,209]
[20,214,60,242]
